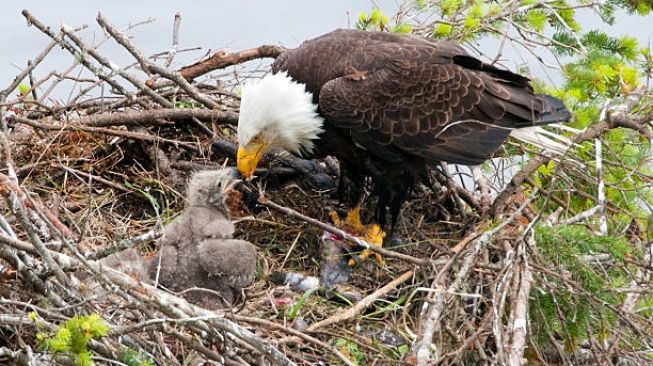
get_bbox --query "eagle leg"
[343,205,365,233]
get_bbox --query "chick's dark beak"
[208,168,241,205]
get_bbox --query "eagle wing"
[317,42,566,165]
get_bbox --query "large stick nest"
[1,10,652,366]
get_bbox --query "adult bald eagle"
[236,29,571,250]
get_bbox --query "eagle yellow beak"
[237,142,266,179]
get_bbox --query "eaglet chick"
[101,168,257,308]
[157,168,257,307]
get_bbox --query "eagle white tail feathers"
[509,125,573,156]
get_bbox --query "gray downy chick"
[154,168,257,308]
[100,247,154,282]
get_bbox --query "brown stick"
[96,13,220,110]
[308,269,414,332]
[70,108,238,127]
[9,114,200,151]
[179,45,286,81]
[277,269,415,346]
[234,315,356,366]
[59,164,132,193]
[506,236,534,366]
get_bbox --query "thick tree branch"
[179,45,286,81]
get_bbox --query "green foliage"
[551,0,580,31]
[530,226,634,349]
[18,83,30,95]
[174,99,201,109]
[357,8,414,34]
[286,288,318,320]
[335,338,365,365]
[38,314,109,366]
[441,0,463,17]
[556,30,643,103]
[432,23,453,38]
[120,349,155,366]
[456,1,486,37]
[525,9,548,32]
[390,23,412,34]
[356,8,388,31]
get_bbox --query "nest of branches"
[0,9,652,366]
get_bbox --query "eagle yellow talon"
[348,223,385,267]
[331,207,386,267]
[328,210,341,226]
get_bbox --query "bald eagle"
[236,29,571,248]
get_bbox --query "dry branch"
[96,12,221,110]
[179,45,286,81]
[506,234,534,366]
[70,108,238,127]
[10,114,200,151]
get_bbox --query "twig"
[0,173,70,286]
[59,164,133,193]
[60,23,173,108]
[164,12,181,68]
[471,165,491,217]
[179,45,286,81]
[21,10,149,109]
[506,233,534,366]
[309,269,414,331]
[97,13,221,110]
[234,315,357,366]
[0,40,57,103]
[557,205,601,225]
[278,269,415,345]
[87,229,161,260]
[595,139,607,235]
[9,114,200,151]
[621,241,653,314]
[73,108,236,127]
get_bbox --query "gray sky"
[1,1,394,90]
[1,1,651,96]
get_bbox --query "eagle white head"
[236,72,324,179]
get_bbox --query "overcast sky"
[1,1,651,96]
[1,1,393,89]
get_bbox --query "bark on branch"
[179,45,286,81]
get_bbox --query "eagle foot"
[328,208,386,267]
[348,223,385,267]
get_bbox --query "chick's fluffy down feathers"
[96,169,256,309]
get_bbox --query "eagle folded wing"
[318,46,566,165]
